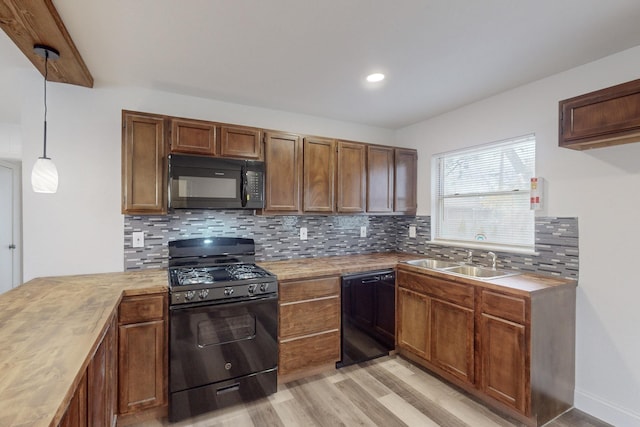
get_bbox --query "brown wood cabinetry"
[278,276,340,383]
[303,137,335,212]
[394,148,417,214]
[87,314,118,427]
[118,294,167,416]
[559,78,640,149]
[122,111,167,215]
[219,125,262,159]
[397,270,474,384]
[264,132,303,213]
[396,266,576,426]
[337,141,366,213]
[59,372,87,427]
[170,118,217,156]
[367,145,394,213]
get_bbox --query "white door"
[0,161,18,294]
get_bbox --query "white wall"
[396,46,640,426]
[0,123,21,159]
[18,74,394,281]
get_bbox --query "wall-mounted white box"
[409,226,417,238]
[360,226,367,238]
[132,231,145,248]
[300,227,308,240]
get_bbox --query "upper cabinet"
[122,111,167,215]
[336,141,367,213]
[303,137,335,213]
[263,132,303,213]
[170,118,217,156]
[394,148,418,214]
[559,78,640,150]
[219,125,262,160]
[367,145,394,213]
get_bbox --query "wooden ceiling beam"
[0,0,93,87]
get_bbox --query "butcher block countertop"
[0,269,167,427]
[258,252,576,295]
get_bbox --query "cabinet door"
[170,118,217,155]
[87,316,117,427]
[279,331,340,377]
[397,287,430,360]
[220,126,262,159]
[394,148,417,214]
[264,132,302,212]
[367,145,394,213]
[431,298,474,384]
[122,111,167,214]
[59,371,87,427]
[119,320,165,414]
[337,141,366,213]
[480,313,527,413]
[303,137,335,213]
[559,78,640,150]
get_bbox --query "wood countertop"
[0,269,168,427]
[259,252,576,295]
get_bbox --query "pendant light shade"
[32,44,60,194]
[32,157,59,193]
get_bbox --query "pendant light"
[32,44,60,193]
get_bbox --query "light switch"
[300,227,308,240]
[409,226,417,238]
[132,231,145,248]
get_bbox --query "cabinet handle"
[8,244,16,249]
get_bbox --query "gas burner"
[226,264,268,280]
[176,268,214,286]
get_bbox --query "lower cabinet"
[58,293,168,427]
[59,313,117,427]
[278,276,340,383]
[397,271,474,385]
[396,267,576,427]
[118,294,167,415]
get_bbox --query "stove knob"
[185,290,196,301]
[260,283,269,292]
[248,284,257,295]
[224,287,234,297]
[198,289,209,300]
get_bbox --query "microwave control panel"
[246,170,264,202]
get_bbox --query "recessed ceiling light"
[366,73,385,83]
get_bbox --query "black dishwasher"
[337,269,396,367]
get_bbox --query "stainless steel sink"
[445,265,519,279]
[403,258,520,280]
[404,259,461,269]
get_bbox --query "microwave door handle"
[241,163,248,207]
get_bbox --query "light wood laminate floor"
[137,356,612,427]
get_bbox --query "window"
[432,134,535,251]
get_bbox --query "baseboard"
[575,388,640,427]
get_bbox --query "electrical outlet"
[132,231,145,248]
[300,227,308,240]
[360,226,367,238]
[409,226,417,238]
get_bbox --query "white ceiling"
[3,0,640,128]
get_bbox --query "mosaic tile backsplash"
[124,212,578,279]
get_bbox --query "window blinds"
[432,134,535,250]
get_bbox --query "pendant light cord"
[42,50,48,159]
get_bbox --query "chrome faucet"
[465,250,473,264]
[488,252,497,270]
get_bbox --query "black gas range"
[168,237,277,306]
[167,237,278,422]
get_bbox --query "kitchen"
[1,1,640,427]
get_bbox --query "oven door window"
[198,313,256,347]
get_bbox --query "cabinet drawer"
[397,270,474,308]
[280,297,339,340]
[279,330,340,376]
[481,290,526,324]
[279,277,339,303]
[119,294,165,324]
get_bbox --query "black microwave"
[168,154,265,210]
